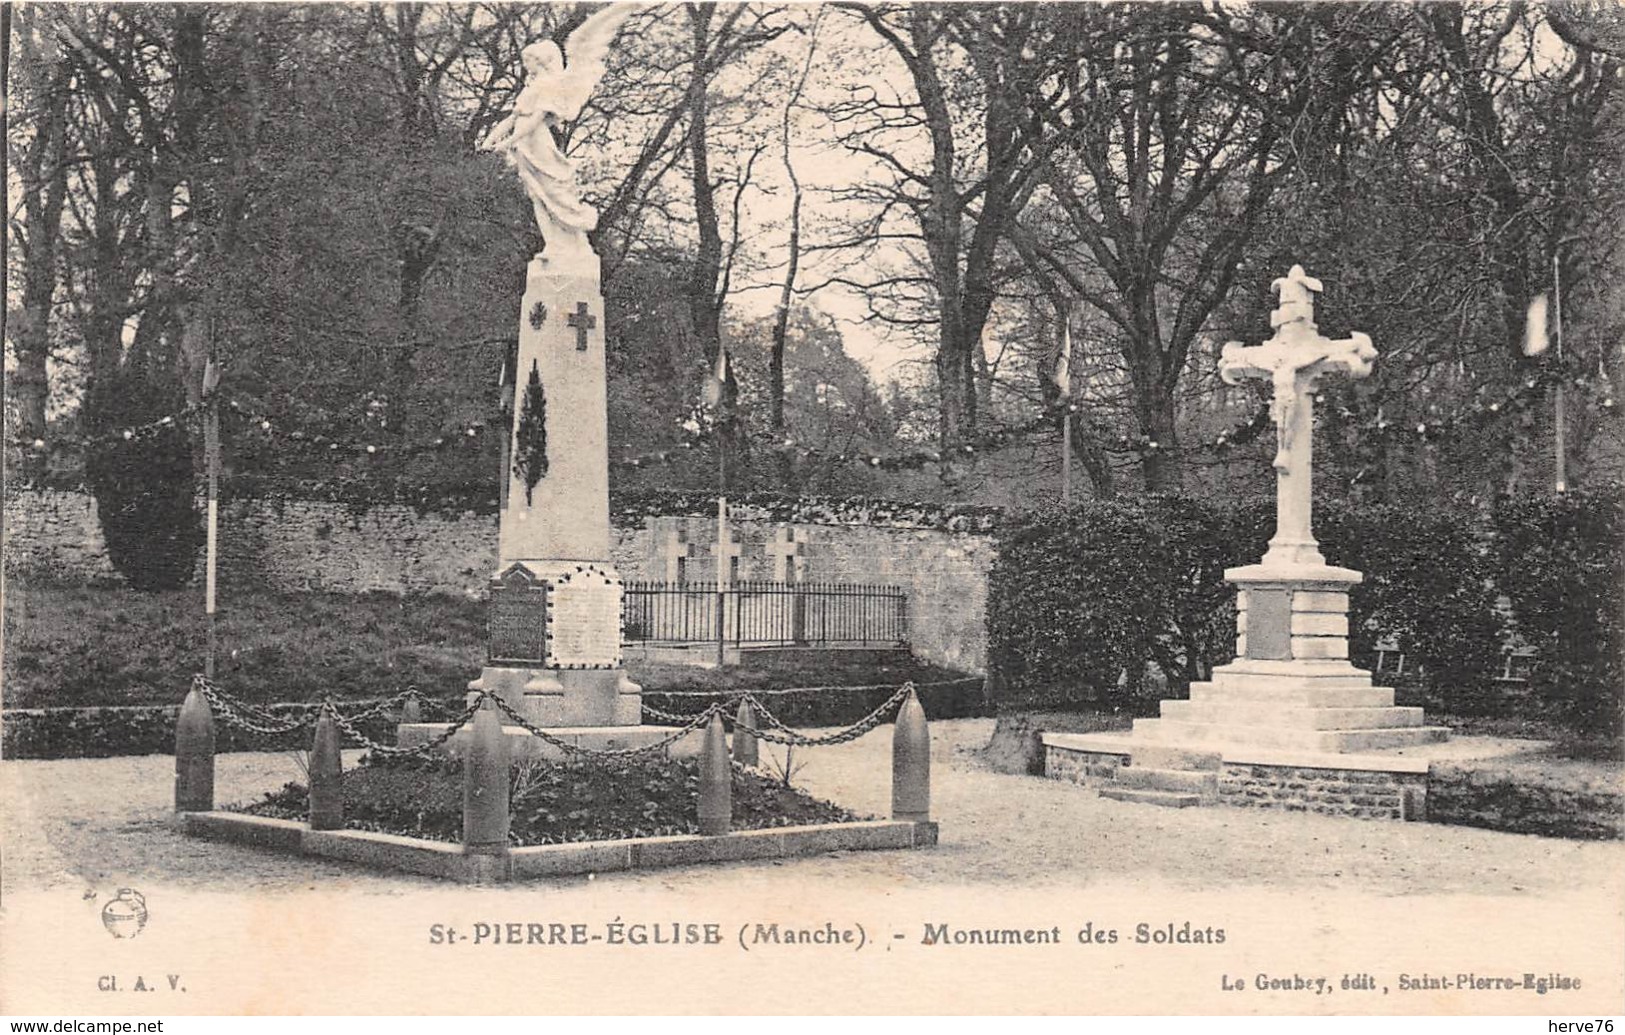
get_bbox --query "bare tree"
[7,9,73,471]
[1016,4,1391,491]
[817,3,1062,458]
[767,9,825,476]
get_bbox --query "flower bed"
[232,752,863,846]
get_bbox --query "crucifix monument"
[1219,265,1377,568]
[1135,265,1447,752]
[464,5,643,727]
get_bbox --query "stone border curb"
[181,812,938,883]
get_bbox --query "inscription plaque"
[1244,587,1292,661]
[488,565,548,664]
[550,566,621,669]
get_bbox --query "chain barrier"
[191,675,434,740]
[328,697,484,758]
[322,684,424,724]
[731,683,916,748]
[639,701,708,724]
[192,675,313,736]
[645,681,919,747]
[649,676,982,699]
[486,693,725,760]
[190,672,919,760]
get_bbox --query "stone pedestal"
[1136,562,1449,753]
[466,255,642,727]
[471,662,643,727]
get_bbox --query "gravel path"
[4,719,1621,899]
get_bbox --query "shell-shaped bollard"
[891,688,930,822]
[698,712,732,836]
[308,711,344,831]
[732,699,759,768]
[461,698,510,852]
[400,695,423,725]
[174,687,216,812]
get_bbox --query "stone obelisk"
[467,256,642,727]
[466,6,643,727]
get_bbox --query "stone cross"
[659,527,692,583]
[765,524,808,582]
[567,301,596,351]
[715,526,745,584]
[1219,265,1378,568]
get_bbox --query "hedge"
[1489,489,1625,731]
[0,680,988,760]
[986,492,1521,719]
[642,677,990,729]
[1427,760,1625,840]
[0,696,465,760]
[5,478,1006,531]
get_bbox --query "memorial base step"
[1160,699,1425,730]
[1133,718,1449,753]
[1189,683,1397,708]
[1123,744,1222,771]
[1113,766,1218,797]
[1099,786,1203,809]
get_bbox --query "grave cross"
[660,527,693,583]
[715,526,745,583]
[567,301,597,351]
[765,524,808,583]
[1219,264,1378,568]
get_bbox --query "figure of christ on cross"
[1220,265,1378,568]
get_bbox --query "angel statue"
[485,5,635,268]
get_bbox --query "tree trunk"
[1076,429,1115,498]
[389,228,438,435]
[934,334,973,458]
[12,49,71,473]
[1132,359,1183,492]
[685,4,735,489]
[1140,405,1182,492]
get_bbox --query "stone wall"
[1217,763,1425,821]
[1044,746,1127,788]
[1043,740,1428,821]
[2,489,111,583]
[2,488,995,673]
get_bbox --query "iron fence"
[623,581,908,648]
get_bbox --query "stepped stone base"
[1144,556,1449,755]
[1141,658,1450,753]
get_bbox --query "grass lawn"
[1,578,972,711]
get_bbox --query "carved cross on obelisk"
[1219,265,1378,568]
[567,301,596,351]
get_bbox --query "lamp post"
[202,358,222,679]
[1552,248,1567,493]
